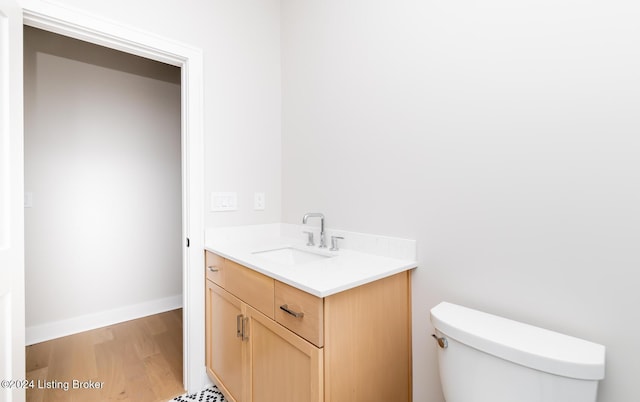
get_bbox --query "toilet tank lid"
[430,302,605,380]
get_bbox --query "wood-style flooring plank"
[70,332,99,382]
[26,309,184,402]
[25,367,48,402]
[141,314,167,336]
[25,341,51,373]
[143,353,184,400]
[94,337,127,401]
[44,336,75,402]
[153,332,182,384]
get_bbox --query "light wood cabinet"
[246,304,323,402]
[274,280,324,347]
[206,282,244,401]
[205,250,412,402]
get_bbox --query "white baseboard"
[25,294,183,346]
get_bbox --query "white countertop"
[204,224,417,297]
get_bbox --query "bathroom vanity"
[204,224,417,402]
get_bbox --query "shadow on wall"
[24,25,180,84]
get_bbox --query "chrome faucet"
[302,213,326,248]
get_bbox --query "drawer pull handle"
[208,265,219,272]
[280,304,304,318]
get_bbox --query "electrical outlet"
[24,192,33,208]
[254,192,265,210]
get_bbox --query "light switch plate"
[211,192,238,212]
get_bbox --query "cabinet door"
[245,305,323,402]
[206,281,245,402]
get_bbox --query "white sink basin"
[252,246,332,265]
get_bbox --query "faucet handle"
[330,236,344,251]
[303,231,315,246]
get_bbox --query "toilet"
[430,302,605,402]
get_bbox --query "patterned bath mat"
[171,385,226,402]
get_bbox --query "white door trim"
[1,0,25,400]
[19,0,206,393]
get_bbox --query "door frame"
[20,0,206,393]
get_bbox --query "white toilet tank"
[430,302,605,402]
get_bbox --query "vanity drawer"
[225,259,275,319]
[205,251,224,286]
[275,280,324,347]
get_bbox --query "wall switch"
[211,192,238,212]
[254,192,265,210]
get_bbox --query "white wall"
[281,0,640,401]
[39,0,283,228]
[21,1,640,399]
[24,27,182,341]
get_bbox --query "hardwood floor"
[25,309,185,402]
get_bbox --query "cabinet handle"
[242,316,249,341]
[208,265,219,272]
[280,304,304,318]
[236,314,243,338]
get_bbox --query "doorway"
[21,2,206,394]
[24,25,182,342]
